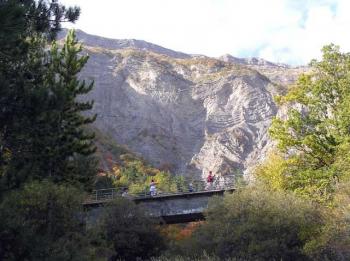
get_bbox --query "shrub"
[0,181,90,260]
[189,186,323,261]
[93,198,166,261]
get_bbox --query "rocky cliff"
[62,30,306,179]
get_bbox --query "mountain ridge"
[60,29,303,70]
[61,29,306,179]
[59,28,191,59]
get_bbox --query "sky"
[60,0,350,66]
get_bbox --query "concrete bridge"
[84,188,235,224]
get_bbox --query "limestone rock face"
[67,30,304,178]
[219,54,307,87]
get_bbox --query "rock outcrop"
[62,30,306,179]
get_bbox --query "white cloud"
[60,0,350,65]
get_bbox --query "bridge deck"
[84,188,235,224]
[84,187,235,206]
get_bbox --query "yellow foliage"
[254,151,292,191]
[112,165,121,178]
[117,175,129,187]
[108,152,186,194]
[129,183,147,194]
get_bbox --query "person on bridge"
[150,179,157,196]
[122,188,129,198]
[188,182,194,192]
[206,171,214,190]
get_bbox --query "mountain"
[219,54,307,87]
[219,54,285,67]
[58,29,190,59]
[61,29,306,179]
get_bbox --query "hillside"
[63,30,306,178]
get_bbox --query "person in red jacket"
[206,171,214,190]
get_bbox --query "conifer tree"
[0,1,96,191]
[40,30,97,185]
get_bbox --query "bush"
[306,181,350,260]
[93,198,166,261]
[189,186,323,261]
[0,181,91,261]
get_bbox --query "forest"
[1,1,350,260]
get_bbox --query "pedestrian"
[206,171,214,190]
[188,182,194,192]
[150,179,157,196]
[122,188,129,197]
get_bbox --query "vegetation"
[0,181,90,260]
[181,187,323,260]
[0,1,96,192]
[93,128,188,193]
[0,2,172,261]
[109,155,187,194]
[92,198,166,261]
[161,45,350,260]
[266,44,350,203]
[1,1,350,260]
[252,44,350,259]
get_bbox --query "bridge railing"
[88,175,237,202]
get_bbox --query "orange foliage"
[159,222,204,241]
[175,222,203,240]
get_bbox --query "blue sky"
[61,0,350,65]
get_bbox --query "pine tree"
[0,1,96,191]
[41,30,97,185]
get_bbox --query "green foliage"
[239,44,350,260]
[255,152,337,203]
[0,29,97,191]
[188,186,323,261]
[94,175,115,190]
[109,154,186,194]
[0,181,92,260]
[93,198,165,261]
[91,127,188,193]
[4,3,350,261]
[307,181,350,260]
[268,44,350,202]
[0,0,80,136]
[0,2,99,258]
[39,30,97,183]
[0,0,80,42]
[0,1,95,192]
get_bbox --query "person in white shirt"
[150,179,157,196]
